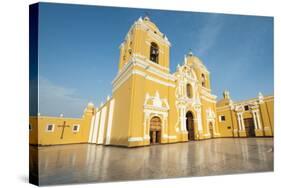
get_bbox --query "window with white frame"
[219,115,226,122]
[46,124,55,132]
[201,73,206,87]
[72,124,80,133]
[186,83,193,98]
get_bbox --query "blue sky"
[37,3,273,117]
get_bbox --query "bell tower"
[118,16,171,72]
[111,16,174,147]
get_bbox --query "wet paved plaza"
[30,138,273,186]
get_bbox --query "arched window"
[150,116,161,128]
[150,116,162,144]
[201,74,206,87]
[186,84,193,98]
[150,42,159,64]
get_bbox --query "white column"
[211,120,215,134]
[256,111,263,130]
[105,99,115,145]
[182,83,185,96]
[88,115,96,143]
[237,113,242,130]
[181,107,186,132]
[196,109,203,131]
[144,111,151,140]
[252,111,258,130]
[182,108,187,131]
[161,116,165,137]
[143,112,148,138]
[164,114,168,136]
[97,106,107,144]
[240,113,245,130]
[92,111,101,143]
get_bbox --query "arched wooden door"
[150,116,161,144]
[209,122,214,138]
[186,111,195,140]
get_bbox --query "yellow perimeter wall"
[29,104,95,146]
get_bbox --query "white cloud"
[38,76,87,118]
[195,14,224,56]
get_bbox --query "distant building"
[217,91,273,137]
[29,16,274,147]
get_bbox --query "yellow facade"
[29,103,95,146]
[217,91,274,138]
[29,16,274,147]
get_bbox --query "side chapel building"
[29,16,274,147]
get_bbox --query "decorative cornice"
[112,56,176,92]
[200,87,217,100]
[134,53,170,72]
[200,95,216,104]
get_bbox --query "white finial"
[60,114,64,117]
[258,92,264,103]
[107,95,110,101]
[88,102,94,107]
[223,90,230,99]
[144,16,150,21]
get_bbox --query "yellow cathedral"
[29,16,274,147]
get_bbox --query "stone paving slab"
[29,138,273,186]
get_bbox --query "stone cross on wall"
[58,121,70,139]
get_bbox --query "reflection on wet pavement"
[30,138,273,186]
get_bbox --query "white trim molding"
[128,137,144,142]
[113,68,175,93]
[162,135,177,139]
[112,55,176,93]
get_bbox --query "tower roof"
[185,52,202,65]
[184,52,209,73]
[141,16,160,33]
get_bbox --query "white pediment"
[144,91,169,111]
